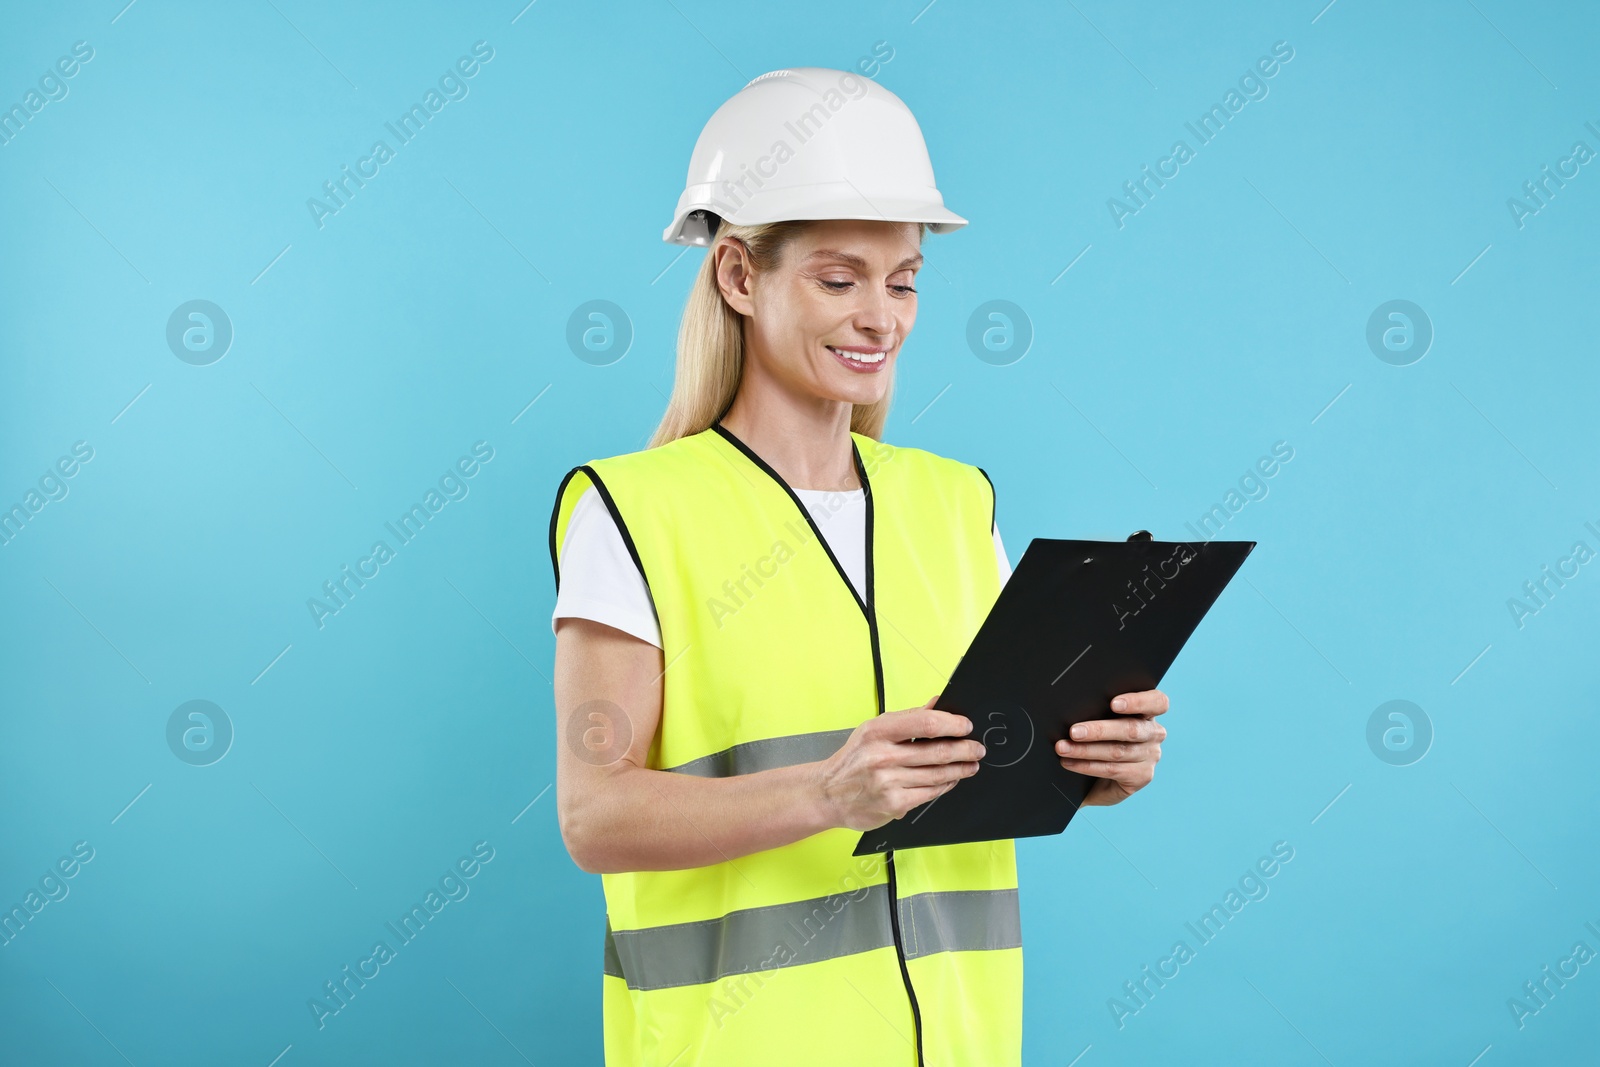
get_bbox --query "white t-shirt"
[552,485,1013,648]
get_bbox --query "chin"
[825,361,894,404]
[832,379,890,408]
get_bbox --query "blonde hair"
[648,218,926,449]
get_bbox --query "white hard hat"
[663,67,967,246]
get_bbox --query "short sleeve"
[552,486,663,648]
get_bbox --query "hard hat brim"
[663,189,967,247]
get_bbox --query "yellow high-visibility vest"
[549,422,1022,1067]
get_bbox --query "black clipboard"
[854,532,1255,855]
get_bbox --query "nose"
[853,283,897,338]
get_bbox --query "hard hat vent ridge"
[742,70,795,88]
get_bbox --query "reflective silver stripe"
[898,888,1022,960]
[664,728,855,778]
[603,915,622,978]
[601,886,1019,991]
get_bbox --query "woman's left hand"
[1055,689,1168,807]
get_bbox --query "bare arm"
[554,617,984,875]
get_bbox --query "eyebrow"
[804,248,924,271]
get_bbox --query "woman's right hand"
[816,697,987,831]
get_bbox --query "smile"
[827,345,889,371]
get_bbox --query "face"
[716,219,922,408]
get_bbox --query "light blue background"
[2,1,1596,1064]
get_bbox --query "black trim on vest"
[709,421,927,1067]
[975,465,997,536]
[709,422,874,620]
[548,465,584,591]
[547,463,661,633]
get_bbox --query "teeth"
[829,346,886,364]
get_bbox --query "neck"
[717,375,861,492]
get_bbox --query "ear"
[714,238,757,317]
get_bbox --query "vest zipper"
[884,848,926,1067]
[708,423,927,1066]
[846,438,927,1067]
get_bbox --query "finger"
[877,706,973,742]
[896,737,987,767]
[893,761,980,788]
[891,777,970,816]
[1054,739,1160,763]
[1059,757,1156,786]
[896,783,953,819]
[1067,717,1167,744]
[1109,689,1169,716]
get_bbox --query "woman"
[548,67,1168,1067]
